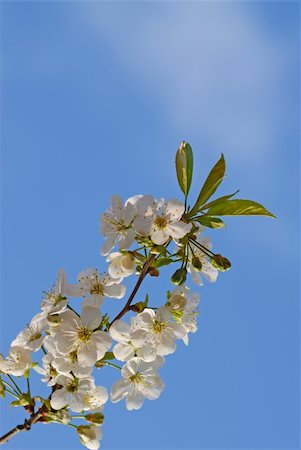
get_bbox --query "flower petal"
[110,379,130,403]
[109,320,131,342]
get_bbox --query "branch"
[109,253,156,326]
[0,403,48,445]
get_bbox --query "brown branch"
[109,253,156,327]
[0,403,48,445]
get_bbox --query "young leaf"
[198,190,239,212]
[194,216,225,229]
[188,154,225,217]
[175,141,193,197]
[154,257,175,268]
[207,199,276,218]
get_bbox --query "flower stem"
[6,375,22,395]
[4,387,19,400]
[102,361,121,370]
[2,380,19,397]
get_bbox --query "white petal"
[166,221,191,239]
[118,229,135,250]
[168,322,186,339]
[111,195,124,221]
[201,261,219,283]
[69,393,85,413]
[151,229,169,245]
[104,284,126,299]
[124,203,136,226]
[50,388,68,410]
[113,342,135,361]
[126,388,145,410]
[143,376,164,400]
[110,379,130,403]
[77,342,98,367]
[92,331,112,359]
[81,307,102,330]
[82,294,104,309]
[100,236,116,256]
[165,199,185,220]
[190,266,203,286]
[132,216,153,236]
[109,319,130,341]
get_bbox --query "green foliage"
[194,216,225,229]
[188,154,225,217]
[175,141,193,197]
[207,199,276,218]
[154,257,175,268]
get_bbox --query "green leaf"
[194,216,225,229]
[198,190,239,212]
[207,199,276,218]
[175,141,193,197]
[154,257,175,268]
[188,154,226,217]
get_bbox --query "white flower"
[51,351,93,379]
[179,293,200,345]
[77,425,102,450]
[109,319,157,362]
[82,386,108,412]
[76,269,126,309]
[0,347,31,376]
[110,357,164,410]
[41,269,83,316]
[11,312,47,352]
[106,252,135,279]
[34,353,66,386]
[100,195,136,255]
[50,375,95,412]
[132,307,186,356]
[133,197,191,245]
[186,232,218,285]
[53,307,112,367]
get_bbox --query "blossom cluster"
[1,143,272,449]
[0,193,219,449]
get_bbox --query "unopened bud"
[85,412,104,425]
[171,268,187,285]
[167,293,187,311]
[191,256,203,272]
[210,254,231,271]
[149,268,159,277]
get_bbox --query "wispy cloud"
[78,2,296,163]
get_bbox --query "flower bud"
[0,378,5,398]
[171,268,187,285]
[85,412,104,425]
[77,425,102,450]
[210,254,231,271]
[191,256,203,272]
[167,293,187,311]
[149,268,159,277]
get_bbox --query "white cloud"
[78,2,295,163]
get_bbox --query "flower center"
[152,321,166,334]
[129,373,143,384]
[154,216,167,230]
[66,379,78,393]
[77,327,93,342]
[90,282,104,295]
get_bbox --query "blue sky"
[0,2,299,450]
